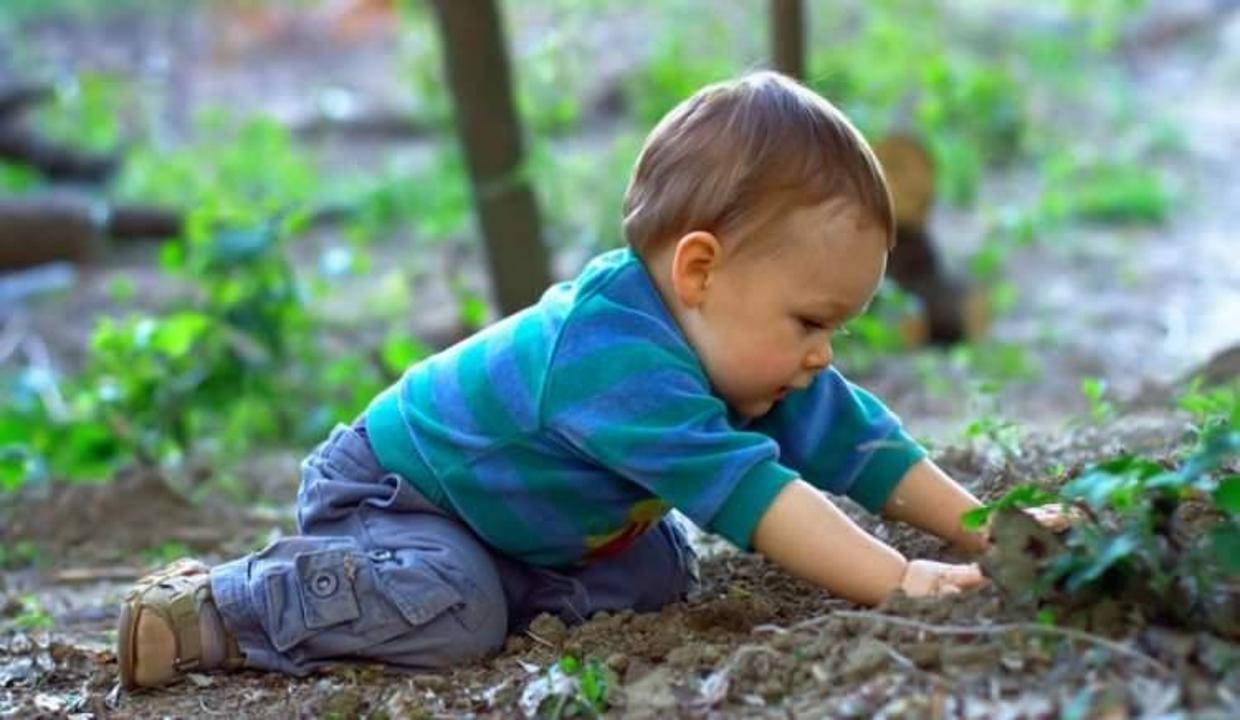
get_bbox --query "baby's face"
[687,201,887,419]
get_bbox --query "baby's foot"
[117,558,242,690]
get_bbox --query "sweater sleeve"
[747,368,926,513]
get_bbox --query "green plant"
[11,595,54,631]
[951,342,1040,387]
[973,418,1238,634]
[1179,381,1239,434]
[962,484,1059,533]
[142,540,192,566]
[1,113,430,490]
[1080,377,1115,424]
[529,655,615,718]
[0,540,40,570]
[1058,162,1171,224]
[36,72,130,152]
[624,21,736,127]
[808,1,1028,205]
[118,114,315,213]
[963,413,1025,460]
[0,161,40,192]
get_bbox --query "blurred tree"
[428,0,551,316]
[770,0,805,80]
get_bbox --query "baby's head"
[623,71,895,418]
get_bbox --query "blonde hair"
[622,71,895,259]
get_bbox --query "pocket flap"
[295,550,362,630]
[371,558,464,627]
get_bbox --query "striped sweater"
[365,248,925,566]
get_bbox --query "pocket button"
[309,570,339,598]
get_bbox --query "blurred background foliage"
[0,0,1197,493]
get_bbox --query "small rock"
[840,638,889,683]
[623,668,678,718]
[604,652,629,673]
[527,613,568,645]
[903,642,940,669]
[939,642,1000,670]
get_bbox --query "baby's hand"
[898,560,986,598]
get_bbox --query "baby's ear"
[670,231,722,307]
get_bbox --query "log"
[106,203,182,240]
[0,81,53,120]
[0,195,102,269]
[0,196,183,270]
[0,122,119,184]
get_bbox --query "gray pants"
[210,423,699,674]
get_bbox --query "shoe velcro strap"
[168,591,202,672]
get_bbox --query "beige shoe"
[116,558,242,690]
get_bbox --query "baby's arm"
[880,458,987,554]
[752,479,984,605]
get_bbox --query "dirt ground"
[2,1,1239,718]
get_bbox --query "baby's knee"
[357,546,509,667]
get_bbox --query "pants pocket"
[263,547,465,655]
[366,548,472,628]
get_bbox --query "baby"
[118,71,998,690]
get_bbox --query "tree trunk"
[770,0,805,80]
[428,0,551,316]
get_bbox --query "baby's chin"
[731,396,779,420]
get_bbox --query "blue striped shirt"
[365,248,925,566]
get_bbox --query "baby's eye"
[798,317,827,331]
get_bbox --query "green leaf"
[0,446,30,492]
[1065,532,1138,592]
[961,484,1056,532]
[558,655,580,675]
[1211,523,1240,575]
[151,313,211,358]
[206,224,277,270]
[380,333,429,376]
[960,506,993,532]
[108,275,137,303]
[1214,475,1240,515]
[1062,468,1128,509]
[458,293,488,331]
[159,239,185,270]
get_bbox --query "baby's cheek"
[738,347,792,384]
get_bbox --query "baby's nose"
[805,343,833,369]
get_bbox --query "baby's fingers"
[939,562,986,591]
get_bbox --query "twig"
[198,697,229,717]
[0,311,24,364]
[524,629,556,649]
[21,331,68,420]
[694,644,781,711]
[53,567,147,583]
[872,639,947,685]
[795,609,1171,675]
